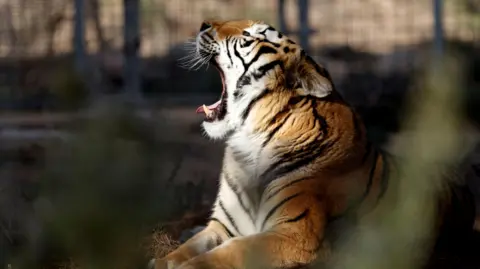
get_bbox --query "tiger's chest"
[211,139,286,236]
[211,171,275,236]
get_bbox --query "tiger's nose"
[200,22,211,32]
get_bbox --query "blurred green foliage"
[329,55,474,269]
[9,101,188,269]
[48,63,89,111]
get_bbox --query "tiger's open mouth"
[196,61,227,122]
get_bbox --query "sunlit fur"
[150,20,476,269]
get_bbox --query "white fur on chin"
[202,120,231,140]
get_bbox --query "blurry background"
[0,0,478,268]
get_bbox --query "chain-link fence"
[1,0,477,55]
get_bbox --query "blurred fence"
[0,0,478,111]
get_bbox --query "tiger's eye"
[242,31,251,36]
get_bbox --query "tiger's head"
[187,19,336,140]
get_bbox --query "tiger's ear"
[288,52,333,98]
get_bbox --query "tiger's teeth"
[203,104,213,117]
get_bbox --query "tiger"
[148,19,477,269]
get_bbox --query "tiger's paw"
[147,259,157,269]
[147,258,182,269]
[176,256,227,269]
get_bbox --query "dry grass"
[148,231,180,259]
[145,208,211,256]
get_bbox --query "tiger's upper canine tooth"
[203,104,212,116]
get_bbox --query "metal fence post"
[298,0,310,54]
[73,0,86,77]
[123,0,142,104]
[433,0,444,57]
[278,0,288,33]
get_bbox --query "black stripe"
[233,40,248,68]
[233,90,244,100]
[223,172,255,223]
[234,41,278,92]
[260,103,330,185]
[329,149,379,222]
[311,99,329,135]
[365,150,379,195]
[261,192,303,230]
[260,96,313,148]
[241,39,255,48]
[260,135,333,185]
[202,33,214,42]
[236,45,283,120]
[346,149,378,212]
[233,39,258,95]
[264,40,282,48]
[231,148,252,164]
[258,27,280,45]
[209,217,235,238]
[201,35,211,43]
[375,152,390,203]
[261,99,296,147]
[225,37,233,66]
[245,42,262,57]
[288,95,307,106]
[236,75,251,89]
[223,172,240,193]
[247,46,277,67]
[284,209,309,223]
[258,28,269,37]
[265,177,312,202]
[261,114,291,147]
[241,89,270,122]
[260,140,331,186]
[219,200,241,235]
[253,60,284,80]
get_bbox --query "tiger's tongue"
[196,100,222,114]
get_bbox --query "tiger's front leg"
[176,197,329,269]
[149,220,231,269]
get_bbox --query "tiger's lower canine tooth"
[203,104,211,115]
